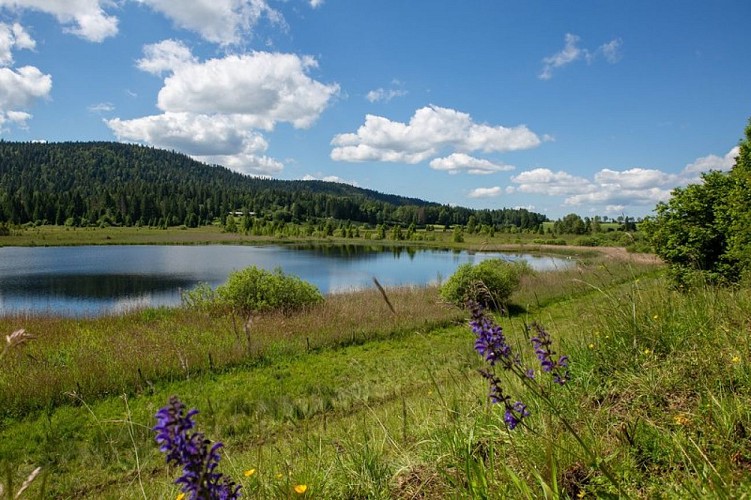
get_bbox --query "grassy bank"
[8,255,729,498]
[0,223,643,252]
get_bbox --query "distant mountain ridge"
[0,141,546,229]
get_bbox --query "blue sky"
[0,1,749,219]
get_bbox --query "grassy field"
[0,223,642,251]
[9,249,751,497]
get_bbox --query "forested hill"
[0,141,546,229]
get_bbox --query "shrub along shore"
[17,249,751,498]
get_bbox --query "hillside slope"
[0,141,546,229]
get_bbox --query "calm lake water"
[0,244,572,317]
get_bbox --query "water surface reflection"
[0,244,571,316]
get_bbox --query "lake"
[0,244,573,316]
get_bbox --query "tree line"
[0,141,547,230]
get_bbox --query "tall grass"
[0,286,460,419]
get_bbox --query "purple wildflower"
[529,322,569,385]
[479,369,510,406]
[469,302,517,369]
[154,396,241,500]
[480,370,530,430]
[504,401,530,430]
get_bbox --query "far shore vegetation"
[0,219,646,257]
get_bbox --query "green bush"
[216,266,324,316]
[440,259,527,309]
[575,236,601,247]
[180,282,219,313]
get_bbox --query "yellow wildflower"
[653,314,658,320]
[294,484,308,494]
[176,493,186,500]
[674,414,690,426]
[588,343,595,349]
[732,355,741,364]
[244,469,256,477]
[644,348,652,355]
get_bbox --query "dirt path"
[563,245,662,264]
[481,243,663,265]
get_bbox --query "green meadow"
[4,242,750,498]
[0,223,641,251]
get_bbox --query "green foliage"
[224,214,238,233]
[180,282,219,313]
[724,119,751,273]
[555,213,587,234]
[452,225,464,243]
[440,258,527,308]
[216,266,324,316]
[575,236,601,247]
[0,141,548,231]
[643,115,751,284]
[643,167,736,284]
[643,118,751,284]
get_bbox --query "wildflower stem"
[517,374,626,497]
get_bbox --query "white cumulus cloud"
[539,33,622,80]
[137,39,197,75]
[109,48,338,175]
[510,168,595,196]
[468,186,502,198]
[87,102,114,113]
[366,87,407,103]
[0,0,118,42]
[0,22,35,66]
[331,105,541,164]
[507,146,740,212]
[539,33,582,80]
[0,65,51,131]
[135,0,284,46]
[155,51,339,130]
[302,174,358,186]
[598,38,623,63]
[108,112,281,176]
[679,146,738,182]
[594,168,677,190]
[429,153,514,175]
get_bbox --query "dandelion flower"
[732,355,741,364]
[294,484,308,494]
[244,469,256,477]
